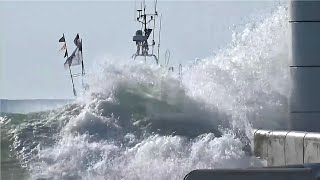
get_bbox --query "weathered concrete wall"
[285,131,304,165]
[267,131,288,166]
[253,129,271,160]
[304,133,320,163]
[254,129,320,166]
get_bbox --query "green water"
[1,113,29,180]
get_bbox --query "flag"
[74,33,80,47]
[64,47,82,68]
[60,43,67,51]
[59,34,66,42]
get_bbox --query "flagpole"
[61,33,77,97]
[80,38,86,91]
[68,65,77,97]
[80,39,85,76]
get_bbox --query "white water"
[183,6,290,133]
[4,5,290,180]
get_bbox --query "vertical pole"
[68,65,77,97]
[80,39,86,91]
[152,0,157,55]
[143,2,148,58]
[63,35,77,97]
[157,15,162,62]
[152,16,156,55]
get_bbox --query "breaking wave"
[1,5,289,180]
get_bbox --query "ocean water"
[1,5,289,180]
[0,99,71,114]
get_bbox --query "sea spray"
[1,5,290,180]
[182,5,289,134]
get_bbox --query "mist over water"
[1,5,290,180]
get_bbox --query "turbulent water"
[1,6,290,180]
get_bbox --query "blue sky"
[0,1,278,99]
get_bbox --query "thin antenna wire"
[157,14,162,62]
[155,0,158,14]
[134,0,136,21]
[152,0,157,54]
[143,0,145,16]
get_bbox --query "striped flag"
[64,47,82,68]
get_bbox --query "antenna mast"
[132,0,159,64]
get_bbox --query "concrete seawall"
[254,129,320,166]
